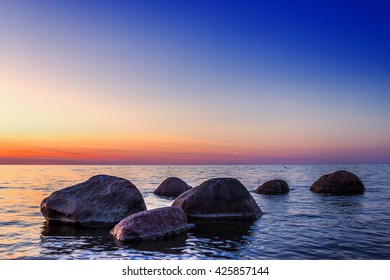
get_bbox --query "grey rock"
[172,178,262,220]
[40,174,146,227]
[112,206,188,241]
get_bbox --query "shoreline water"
[1,164,390,260]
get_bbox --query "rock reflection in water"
[185,220,255,258]
[41,222,112,237]
[40,222,118,257]
[39,219,255,259]
[115,232,188,254]
[40,222,188,257]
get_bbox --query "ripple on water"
[1,164,390,259]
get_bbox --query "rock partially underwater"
[310,170,365,195]
[40,174,146,227]
[172,178,262,220]
[255,179,289,194]
[112,206,188,241]
[154,177,192,197]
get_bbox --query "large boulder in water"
[172,178,262,220]
[255,179,289,194]
[40,174,147,227]
[154,177,192,197]
[310,170,365,195]
[112,206,188,241]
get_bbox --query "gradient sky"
[1,0,390,164]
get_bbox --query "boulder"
[255,179,289,194]
[154,177,192,197]
[40,174,147,227]
[172,178,262,220]
[310,170,365,194]
[112,206,188,241]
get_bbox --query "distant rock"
[310,170,365,195]
[172,178,262,220]
[40,174,146,227]
[255,179,289,194]
[154,177,192,197]
[112,206,188,241]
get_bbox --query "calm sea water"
[0,164,389,260]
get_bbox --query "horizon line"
[1,162,389,166]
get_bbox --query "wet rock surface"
[112,206,188,241]
[255,179,289,194]
[310,170,365,195]
[40,174,146,227]
[154,177,192,197]
[172,178,262,220]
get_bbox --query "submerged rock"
[172,178,262,220]
[310,170,365,195]
[40,174,146,227]
[112,206,188,241]
[154,177,192,197]
[255,179,289,194]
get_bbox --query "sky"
[1,0,389,164]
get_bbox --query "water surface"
[0,164,389,259]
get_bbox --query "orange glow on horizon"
[0,134,299,164]
[2,135,388,164]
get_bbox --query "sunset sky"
[1,0,389,164]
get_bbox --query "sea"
[0,164,389,260]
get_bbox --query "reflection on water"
[39,219,255,258]
[1,164,390,259]
[41,222,112,237]
[116,233,188,255]
[190,220,254,241]
[40,222,118,258]
[184,220,255,259]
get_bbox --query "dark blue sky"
[1,0,389,163]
